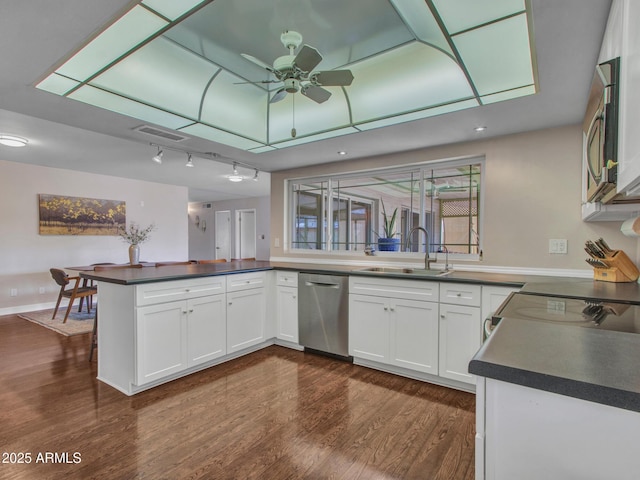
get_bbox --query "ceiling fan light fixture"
[0,134,28,147]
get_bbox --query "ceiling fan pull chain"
[291,93,297,138]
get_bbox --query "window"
[289,158,482,256]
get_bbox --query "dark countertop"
[81,259,575,288]
[469,316,640,412]
[520,278,640,303]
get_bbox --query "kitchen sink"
[355,267,453,277]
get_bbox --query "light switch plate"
[549,239,568,254]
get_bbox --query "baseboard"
[0,301,58,317]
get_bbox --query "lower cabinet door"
[187,294,226,367]
[349,294,389,362]
[439,303,481,384]
[390,299,439,375]
[136,301,187,385]
[276,286,298,343]
[227,288,266,353]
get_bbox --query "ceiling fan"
[239,30,354,104]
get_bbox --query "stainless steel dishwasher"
[298,273,350,359]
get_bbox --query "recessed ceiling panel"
[433,0,526,34]
[349,42,474,123]
[68,85,193,130]
[200,71,268,143]
[179,123,265,150]
[90,36,219,120]
[453,13,534,97]
[268,89,351,142]
[35,0,538,153]
[56,6,167,82]
[142,0,207,21]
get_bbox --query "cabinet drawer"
[349,275,439,302]
[276,270,298,287]
[136,277,226,306]
[439,282,481,307]
[226,271,266,292]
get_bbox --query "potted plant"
[377,200,400,252]
[118,222,155,265]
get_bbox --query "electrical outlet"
[549,239,568,254]
[10,288,17,297]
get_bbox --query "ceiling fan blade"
[241,53,276,73]
[294,45,322,72]
[270,88,287,103]
[313,70,354,86]
[301,85,331,104]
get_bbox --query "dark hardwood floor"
[0,314,475,479]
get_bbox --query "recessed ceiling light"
[0,135,28,147]
[474,126,487,132]
[338,151,347,155]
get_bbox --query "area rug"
[18,307,95,336]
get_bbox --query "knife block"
[593,250,640,283]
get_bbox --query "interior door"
[236,209,256,259]
[215,210,231,261]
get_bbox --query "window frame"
[286,155,485,260]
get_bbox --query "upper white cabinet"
[615,0,640,195]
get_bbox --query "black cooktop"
[494,292,640,335]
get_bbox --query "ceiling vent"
[134,125,189,142]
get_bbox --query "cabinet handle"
[441,314,446,319]
[228,302,233,306]
[246,280,251,284]
[182,310,188,314]
[189,309,194,313]
[384,306,388,311]
[293,295,296,299]
[185,289,190,292]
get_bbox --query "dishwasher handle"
[304,281,341,288]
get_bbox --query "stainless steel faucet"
[405,226,433,270]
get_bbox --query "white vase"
[129,244,140,265]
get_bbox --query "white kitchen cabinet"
[136,301,187,385]
[275,271,298,344]
[349,276,439,375]
[477,377,640,480]
[439,283,481,385]
[615,0,640,195]
[389,298,439,375]
[276,286,298,343]
[226,272,267,354]
[186,294,226,367]
[135,294,227,385]
[349,293,392,363]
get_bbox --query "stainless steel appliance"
[583,57,631,204]
[298,273,350,358]
[487,292,640,336]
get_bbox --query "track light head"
[228,162,243,182]
[185,154,194,167]
[152,148,163,164]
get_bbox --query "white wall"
[0,160,188,314]
[188,196,270,261]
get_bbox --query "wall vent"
[202,203,212,208]
[134,125,189,142]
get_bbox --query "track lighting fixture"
[185,154,194,167]
[152,147,163,164]
[253,169,259,181]
[228,162,243,182]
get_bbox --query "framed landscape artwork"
[38,194,126,236]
